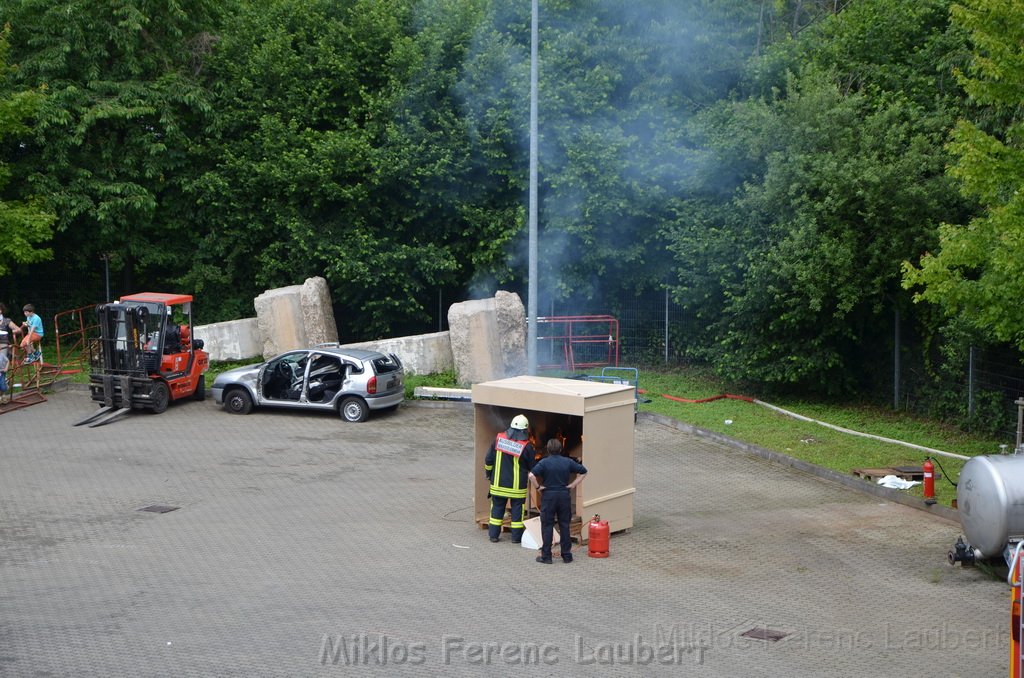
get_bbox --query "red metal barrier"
[536,315,619,372]
[53,305,97,376]
[0,305,96,415]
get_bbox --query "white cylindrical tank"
[957,455,1024,557]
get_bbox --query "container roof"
[472,375,635,415]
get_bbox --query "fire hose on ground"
[639,388,970,462]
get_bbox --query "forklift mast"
[94,302,157,377]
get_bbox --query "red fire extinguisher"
[588,515,610,558]
[923,457,935,503]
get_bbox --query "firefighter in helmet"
[483,414,537,543]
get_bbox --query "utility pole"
[527,0,539,375]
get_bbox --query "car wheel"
[192,375,206,401]
[225,388,253,415]
[151,381,170,414]
[340,396,368,423]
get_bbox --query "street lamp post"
[101,254,111,302]
[527,0,539,375]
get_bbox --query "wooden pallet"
[852,466,938,482]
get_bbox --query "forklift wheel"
[192,375,206,401]
[151,381,170,414]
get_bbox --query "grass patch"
[635,367,1000,506]
[207,359,261,382]
[404,371,459,399]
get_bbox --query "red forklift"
[75,293,209,427]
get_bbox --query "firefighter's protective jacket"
[484,432,536,499]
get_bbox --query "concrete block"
[494,290,527,377]
[194,318,261,362]
[412,386,472,401]
[254,277,337,359]
[340,331,453,376]
[447,291,526,386]
[300,277,338,348]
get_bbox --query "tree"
[185,0,492,331]
[458,0,761,311]
[667,0,969,393]
[1,0,226,297]
[0,25,53,276]
[902,0,1024,351]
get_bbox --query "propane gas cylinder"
[588,515,610,558]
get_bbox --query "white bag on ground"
[521,516,559,549]
[876,474,921,490]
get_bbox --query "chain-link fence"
[966,348,1024,442]
[529,288,1023,444]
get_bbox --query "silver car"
[211,346,404,422]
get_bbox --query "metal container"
[957,455,1024,557]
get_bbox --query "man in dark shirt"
[529,439,587,563]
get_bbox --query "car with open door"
[211,345,404,422]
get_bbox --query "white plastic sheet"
[876,474,921,490]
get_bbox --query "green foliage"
[1,0,226,295]
[539,1,759,306]
[666,0,971,394]
[185,0,499,331]
[903,0,1024,350]
[0,26,54,275]
[403,369,458,399]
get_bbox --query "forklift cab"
[127,297,202,377]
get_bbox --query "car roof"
[306,346,388,361]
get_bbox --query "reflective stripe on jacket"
[484,432,533,499]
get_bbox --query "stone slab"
[193,317,261,362]
[448,291,526,385]
[341,331,453,376]
[254,277,338,359]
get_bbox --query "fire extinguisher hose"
[927,455,958,488]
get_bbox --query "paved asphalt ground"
[0,389,1009,677]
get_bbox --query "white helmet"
[510,414,529,431]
